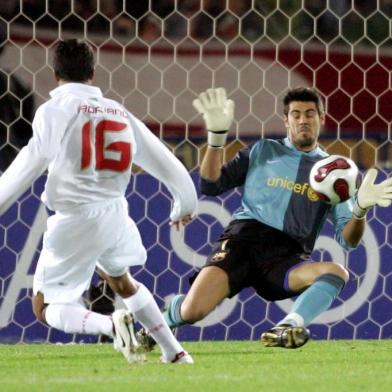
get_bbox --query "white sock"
[122,283,183,361]
[45,303,113,336]
[278,312,305,327]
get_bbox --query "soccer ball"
[309,155,359,204]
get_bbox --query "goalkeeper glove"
[353,168,392,219]
[192,87,235,148]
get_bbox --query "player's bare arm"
[200,147,224,181]
[341,217,366,248]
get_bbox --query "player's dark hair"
[283,87,324,115]
[53,39,94,82]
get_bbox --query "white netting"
[0,1,391,343]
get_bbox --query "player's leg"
[99,268,192,364]
[98,206,193,364]
[163,265,230,328]
[138,235,249,352]
[279,261,349,327]
[33,201,146,363]
[162,235,249,329]
[261,260,348,348]
[32,210,118,338]
[32,292,114,337]
[33,253,117,342]
[32,290,143,363]
[135,265,230,353]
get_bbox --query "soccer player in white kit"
[0,39,197,364]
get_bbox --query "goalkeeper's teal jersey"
[201,137,354,254]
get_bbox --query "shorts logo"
[211,250,228,262]
[211,239,229,262]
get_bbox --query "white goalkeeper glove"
[192,87,235,148]
[353,168,392,219]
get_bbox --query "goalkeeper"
[140,87,392,349]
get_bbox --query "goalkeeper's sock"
[121,283,183,361]
[279,274,345,327]
[163,294,186,328]
[45,303,113,336]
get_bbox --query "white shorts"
[33,198,147,304]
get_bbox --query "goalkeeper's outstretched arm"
[342,168,392,247]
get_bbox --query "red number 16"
[81,120,131,172]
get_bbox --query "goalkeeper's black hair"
[53,39,95,82]
[283,87,324,116]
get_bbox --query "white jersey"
[0,83,197,220]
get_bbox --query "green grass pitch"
[0,340,391,392]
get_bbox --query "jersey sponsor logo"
[267,177,320,202]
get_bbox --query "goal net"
[0,1,391,343]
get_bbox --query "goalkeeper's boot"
[112,309,145,363]
[260,325,310,349]
[160,351,194,364]
[136,327,157,352]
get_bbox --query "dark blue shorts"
[203,219,312,300]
